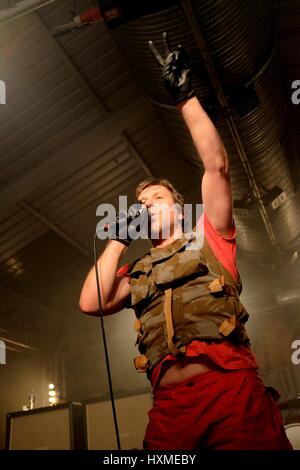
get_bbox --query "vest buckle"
[134,354,149,373]
[219,314,237,337]
[208,276,225,296]
[134,318,142,332]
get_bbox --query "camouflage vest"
[127,229,250,379]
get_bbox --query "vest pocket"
[152,251,208,289]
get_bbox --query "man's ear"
[178,211,185,230]
[177,209,184,223]
[173,203,184,228]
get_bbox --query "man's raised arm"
[178,97,233,236]
[149,32,233,236]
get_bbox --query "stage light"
[291,251,298,264]
[48,383,59,405]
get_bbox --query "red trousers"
[143,368,293,450]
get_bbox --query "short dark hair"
[135,177,184,211]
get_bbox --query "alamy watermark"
[291,339,300,365]
[96,196,204,249]
[0,80,6,104]
[291,80,300,105]
[0,340,6,365]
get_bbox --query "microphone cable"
[93,231,121,450]
[92,204,146,451]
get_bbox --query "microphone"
[99,204,149,246]
[103,203,147,232]
[128,204,148,219]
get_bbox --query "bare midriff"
[157,356,217,387]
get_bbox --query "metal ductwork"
[99,0,300,260]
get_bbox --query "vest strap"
[134,318,141,332]
[163,288,186,356]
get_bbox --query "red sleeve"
[116,263,130,277]
[197,212,238,282]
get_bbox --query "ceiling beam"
[121,131,155,178]
[0,9,155,264]
[0,284,65,323]
[0,335,37,351]
[0,95,152,213]
[0,0,55,25]
[20,199,92,259]
[33,13,109,116]
[35,11,156,183]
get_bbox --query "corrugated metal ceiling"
[0,0,198,345]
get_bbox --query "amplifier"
[83,390,152,449]
[6,402,83,450]
[284,423,300,450]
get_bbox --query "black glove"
[105,203,146,247]
[149,32,195,105]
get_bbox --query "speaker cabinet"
[279,397,300,449]
[83,390,152,449]
[284,423,300,450]
[6,402,83,450]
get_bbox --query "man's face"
[137,185,182,240]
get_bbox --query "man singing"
[79,33,292,450]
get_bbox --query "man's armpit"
[124,294,132,309]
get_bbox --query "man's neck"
[151,226,184,249]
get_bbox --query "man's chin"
[149,229,161,241]
[148,222,164,241]
[150,225,172,241]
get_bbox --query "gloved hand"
[104,203,146,247]
[149,32,195,105]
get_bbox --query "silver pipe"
[181,0,279,251]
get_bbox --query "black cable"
[93,232,121,450]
